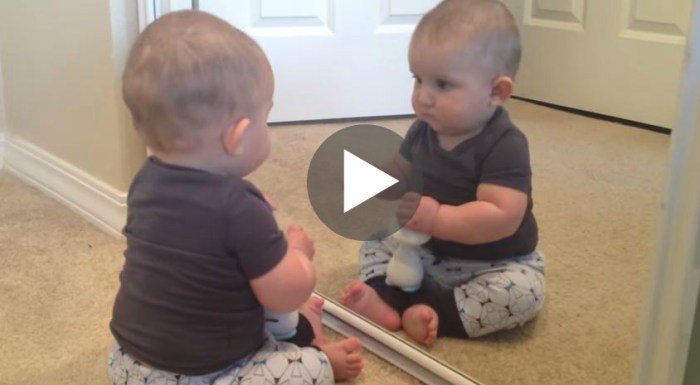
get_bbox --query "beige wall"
[0,0,145,191]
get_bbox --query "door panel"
[525,0,585,30]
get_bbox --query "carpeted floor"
[0,99,670,384]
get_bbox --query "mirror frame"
[316,292,479,384]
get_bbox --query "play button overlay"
[343,150,398,213]
[307,124,423,241]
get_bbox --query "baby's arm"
[250,224,316,313]
[402,184,527,244]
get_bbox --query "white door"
[501,0,692,129]
[198,0,440,123]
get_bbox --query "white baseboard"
[3,135,127,239]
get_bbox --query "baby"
[109,10,362,384]
[342,0,546,346]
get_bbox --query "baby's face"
[409,37,496,139]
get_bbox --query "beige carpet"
[0,99,670,385]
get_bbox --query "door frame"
[137,2,700,384]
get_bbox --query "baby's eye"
[412,75,422,84]
[436,79,450,90]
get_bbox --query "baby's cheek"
[410,95,420,112]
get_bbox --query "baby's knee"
[454,273,545,338]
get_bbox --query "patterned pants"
[359,237,546,337]
[108,333,333,385]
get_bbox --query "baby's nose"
[416,89,433,107]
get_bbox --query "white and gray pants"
[359,237,546,338]
[108,333,333,385]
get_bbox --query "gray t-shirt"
[110,157,287,375]
[399,107,538,261]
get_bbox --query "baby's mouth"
[422,115,438,128]
[417,112,432,121]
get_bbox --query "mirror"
[158,1,693,383]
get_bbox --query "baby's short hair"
[122,10,271,153]
[414,0,521,79]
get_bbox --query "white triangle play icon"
[343,150,398,213]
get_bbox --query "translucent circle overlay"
[307,124,423,241]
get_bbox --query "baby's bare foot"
[340,281,401,331]
[320,337,364,381]
[402,304,439,347]
[299,296,326,346]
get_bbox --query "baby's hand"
[398,192,440,234]
[286,224,315,260]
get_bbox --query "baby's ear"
[223,118,251,156]
[489,76,514,107]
